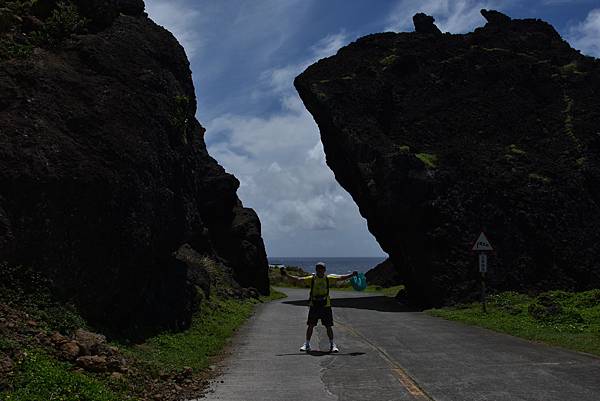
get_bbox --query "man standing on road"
[281,262,357,353]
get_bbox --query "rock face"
[0,0,269,336]
[295,10,600,306]
[365,258,401,288]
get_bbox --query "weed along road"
[195,288,600,401]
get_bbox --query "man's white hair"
[316,262,326,269]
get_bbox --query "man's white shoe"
[330,343,339,353]
[300,343,311,352]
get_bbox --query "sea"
[267,257,387,275]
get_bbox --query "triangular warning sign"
[472,232,493,251]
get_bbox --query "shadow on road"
[282,296,421,312]
[276,352,366,357]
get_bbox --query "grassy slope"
[3,351,129,401]
[0,267,286,401]
[123,288,286,374]
[428,290,600,356]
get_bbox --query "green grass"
[331,284,404,297]
[261,287,287,301]
[508,144,526,155]
[381,285,404,298]
[121,296,258,374]
[415,153,438,168]
[428,290,600,356]
[3,351,125,401]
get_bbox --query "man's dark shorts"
[307,305,333,326]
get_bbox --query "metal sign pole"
[478,252,488,313]
[481,268,487,314]
[472,232,492,314]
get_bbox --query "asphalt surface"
[195,288,600,401]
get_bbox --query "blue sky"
[145,0,600,257]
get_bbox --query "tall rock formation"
[295,10,600,306]
[0,0,269,336]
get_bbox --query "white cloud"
[205,30,385,256]
[567,8,600,58]
[145,0,203,59]
[311,32,349,60]
[206,105,344,234]
[385,0,504,33]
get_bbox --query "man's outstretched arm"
[335,271,358,281]
[280,268,310,284]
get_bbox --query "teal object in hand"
[350,273,367,291]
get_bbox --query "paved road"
[195,288,600,401]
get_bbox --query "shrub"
[489,291,530,315]
[528,301,562,321]
[46,1,86,36]
[30,1,88,45]
[528,291,585,324]
[573,289,600,308]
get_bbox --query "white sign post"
[472,232,493,313]
[479,253,488,273]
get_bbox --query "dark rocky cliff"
[296,10,600,306]
[0,0,269,336]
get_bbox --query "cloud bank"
[567,8,600,58]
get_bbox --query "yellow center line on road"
[334,319,434,401]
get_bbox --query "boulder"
[76,355,108,372]
[110,371,124,380]
[59,341,81,360]
[365,258,401,287]
[295,10,600,306]
[74,329,106,355]
[50,332,68,345]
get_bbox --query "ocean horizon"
[267,256,387,275]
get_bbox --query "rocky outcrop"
[0,0,268,336]
[412,13,441,35]
[295,10,600,306]
[365,258,401,288]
